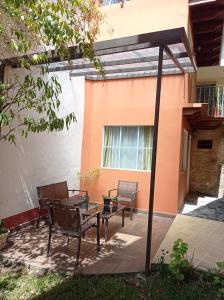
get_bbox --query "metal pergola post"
[145,45,164,275]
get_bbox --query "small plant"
[217,261,224,274]
[212,262,224,298]
[77,168,100,190]
[169,239,190,281]
[111,196,118,202]
[157,249,169,276]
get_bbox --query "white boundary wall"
[0,67,85,218]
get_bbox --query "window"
[181,129,188,171]
[102,126,153,171]
[101,0,128,6]
[197,139,213,149]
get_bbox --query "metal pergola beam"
[93,27,185,52]
[48,52,188,73]
[85,69,181,80]
[164,46,185,73]
[70,64,191,77]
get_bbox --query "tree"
[0,0,102,143]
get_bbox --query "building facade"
[1,0,224,228]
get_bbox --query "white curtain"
[103,126,153,171]
[101,0,122,6]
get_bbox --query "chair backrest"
[117,180,138,197]
[37,181,69,200]
[48,203,80,233]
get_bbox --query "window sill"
[101,166,151,173]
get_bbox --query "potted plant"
[0,218,9,250]
[102,195,111,214]
[111,196,118,212]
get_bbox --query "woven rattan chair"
[47,203,100,266]
[108,180,138,220]
[36,181,88,227]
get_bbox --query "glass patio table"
[59,199,125,241]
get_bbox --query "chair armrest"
[108,189,117,197]
[130,191,138,200]
[38,197,59,207]
[81,211,100,225]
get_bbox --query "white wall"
[0,67,85,218]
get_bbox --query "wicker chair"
[108,180,138,220]
[47,203,100,266]
[36,181,88,227]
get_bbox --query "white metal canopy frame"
[0,27,195,275]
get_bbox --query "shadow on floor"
[1,213,173,274]
[183,197,224,222]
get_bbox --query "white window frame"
[181,129,189,172]
[101,126,153,172]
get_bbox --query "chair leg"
[67,234,70,245]
[130,202,133,221]
[47,227,52,257]
[96,214,100,251]
[76,236,81,267]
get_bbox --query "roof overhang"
[190,0,224,67]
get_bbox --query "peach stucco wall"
[97,0,189,41]
[81,75,186,214]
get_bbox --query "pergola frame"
[1,26,195,275]
[68,27,194,275]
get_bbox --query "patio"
[1,213,173,274]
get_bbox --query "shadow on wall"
[0,125,79,220]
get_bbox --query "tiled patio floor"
[153,214,224,270]
[1,213,173,274]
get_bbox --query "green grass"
[0,263,221,300]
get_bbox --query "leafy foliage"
[0,0,103,143]
[169,238,190,281]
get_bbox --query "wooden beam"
[197,53,220,62]
[191,6,224,23]
[194,32,222,44]
[193,20,223,35]
[195,39,222,48]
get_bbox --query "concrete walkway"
[153,214,224,270]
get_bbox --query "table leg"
[122,208,124,227]
[105,219,109,242]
